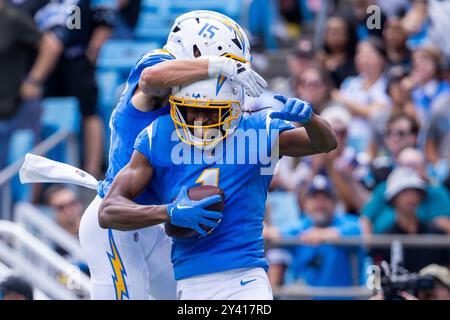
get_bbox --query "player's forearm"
[27,33,63,83]
[139,59,209,91]
[99,196,170,231]
[303,114,337,153]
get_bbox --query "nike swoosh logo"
[176,204,193,210]
[240,279,257,286]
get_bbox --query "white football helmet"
[164,10,251,63]
[169,77,244,149]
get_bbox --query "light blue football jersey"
[134,109,294,280]
[97,49,175,203]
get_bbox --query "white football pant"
[79,195,176,300]
[176,267,273,300]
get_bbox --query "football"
[165,185,225,238]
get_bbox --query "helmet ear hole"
[193,45,201,58]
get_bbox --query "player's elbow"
[98,199,115,229]
[324,135,338,153]
[317,130,338,153]
[140,67,169,89]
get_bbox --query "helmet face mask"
[164,10,251,63]
[169,78,244,149]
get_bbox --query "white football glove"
[205,56,268,97]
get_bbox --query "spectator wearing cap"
[316,15,357,87]
[332,37,390,153]
[267,176,366,298]
[418,264,450,300]
[0,275,33,300]
[369,167,450,272]
[362,149,450,235]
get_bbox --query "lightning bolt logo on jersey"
[107,229,128,300]
[134,109,294,280]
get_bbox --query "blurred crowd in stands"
[0,0,449,299]
[262,0,450,299]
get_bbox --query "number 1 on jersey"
[195,168,220,187]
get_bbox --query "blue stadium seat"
[268,191,301,231]
[248,0,278,49]
[97,39,160,70]
[41,97,81,165]
[96,70,121,116]
[7,129,35,202]
[134,13,172,43]
[96,70,123,156]
[168,0,240,20]
[41,97,81,134]
[140,0,167,13]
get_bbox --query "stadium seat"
[268,191,301,231]
[168,0,241,20]
[96,70,121,115]
[7,129,35,202]
[96,70,123,156]
[140,0,169,14]
[97,39,160,70]
[134,12,172,44]
[247,0,278,49]
[41,97,81,165]
[41,97,81,134]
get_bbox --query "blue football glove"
[270,95,313,124]
[167,186,223,237]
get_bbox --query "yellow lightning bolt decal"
[216,74,227,95]
[107,229,129,300]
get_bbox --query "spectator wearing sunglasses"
[44,185,82,239]
[361,113,420,191]
[295,65,336,115]
[44,185,89,277]
[368,72,418,160]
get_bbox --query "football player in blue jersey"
[98,74,337,299]
[78,11,267,300]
